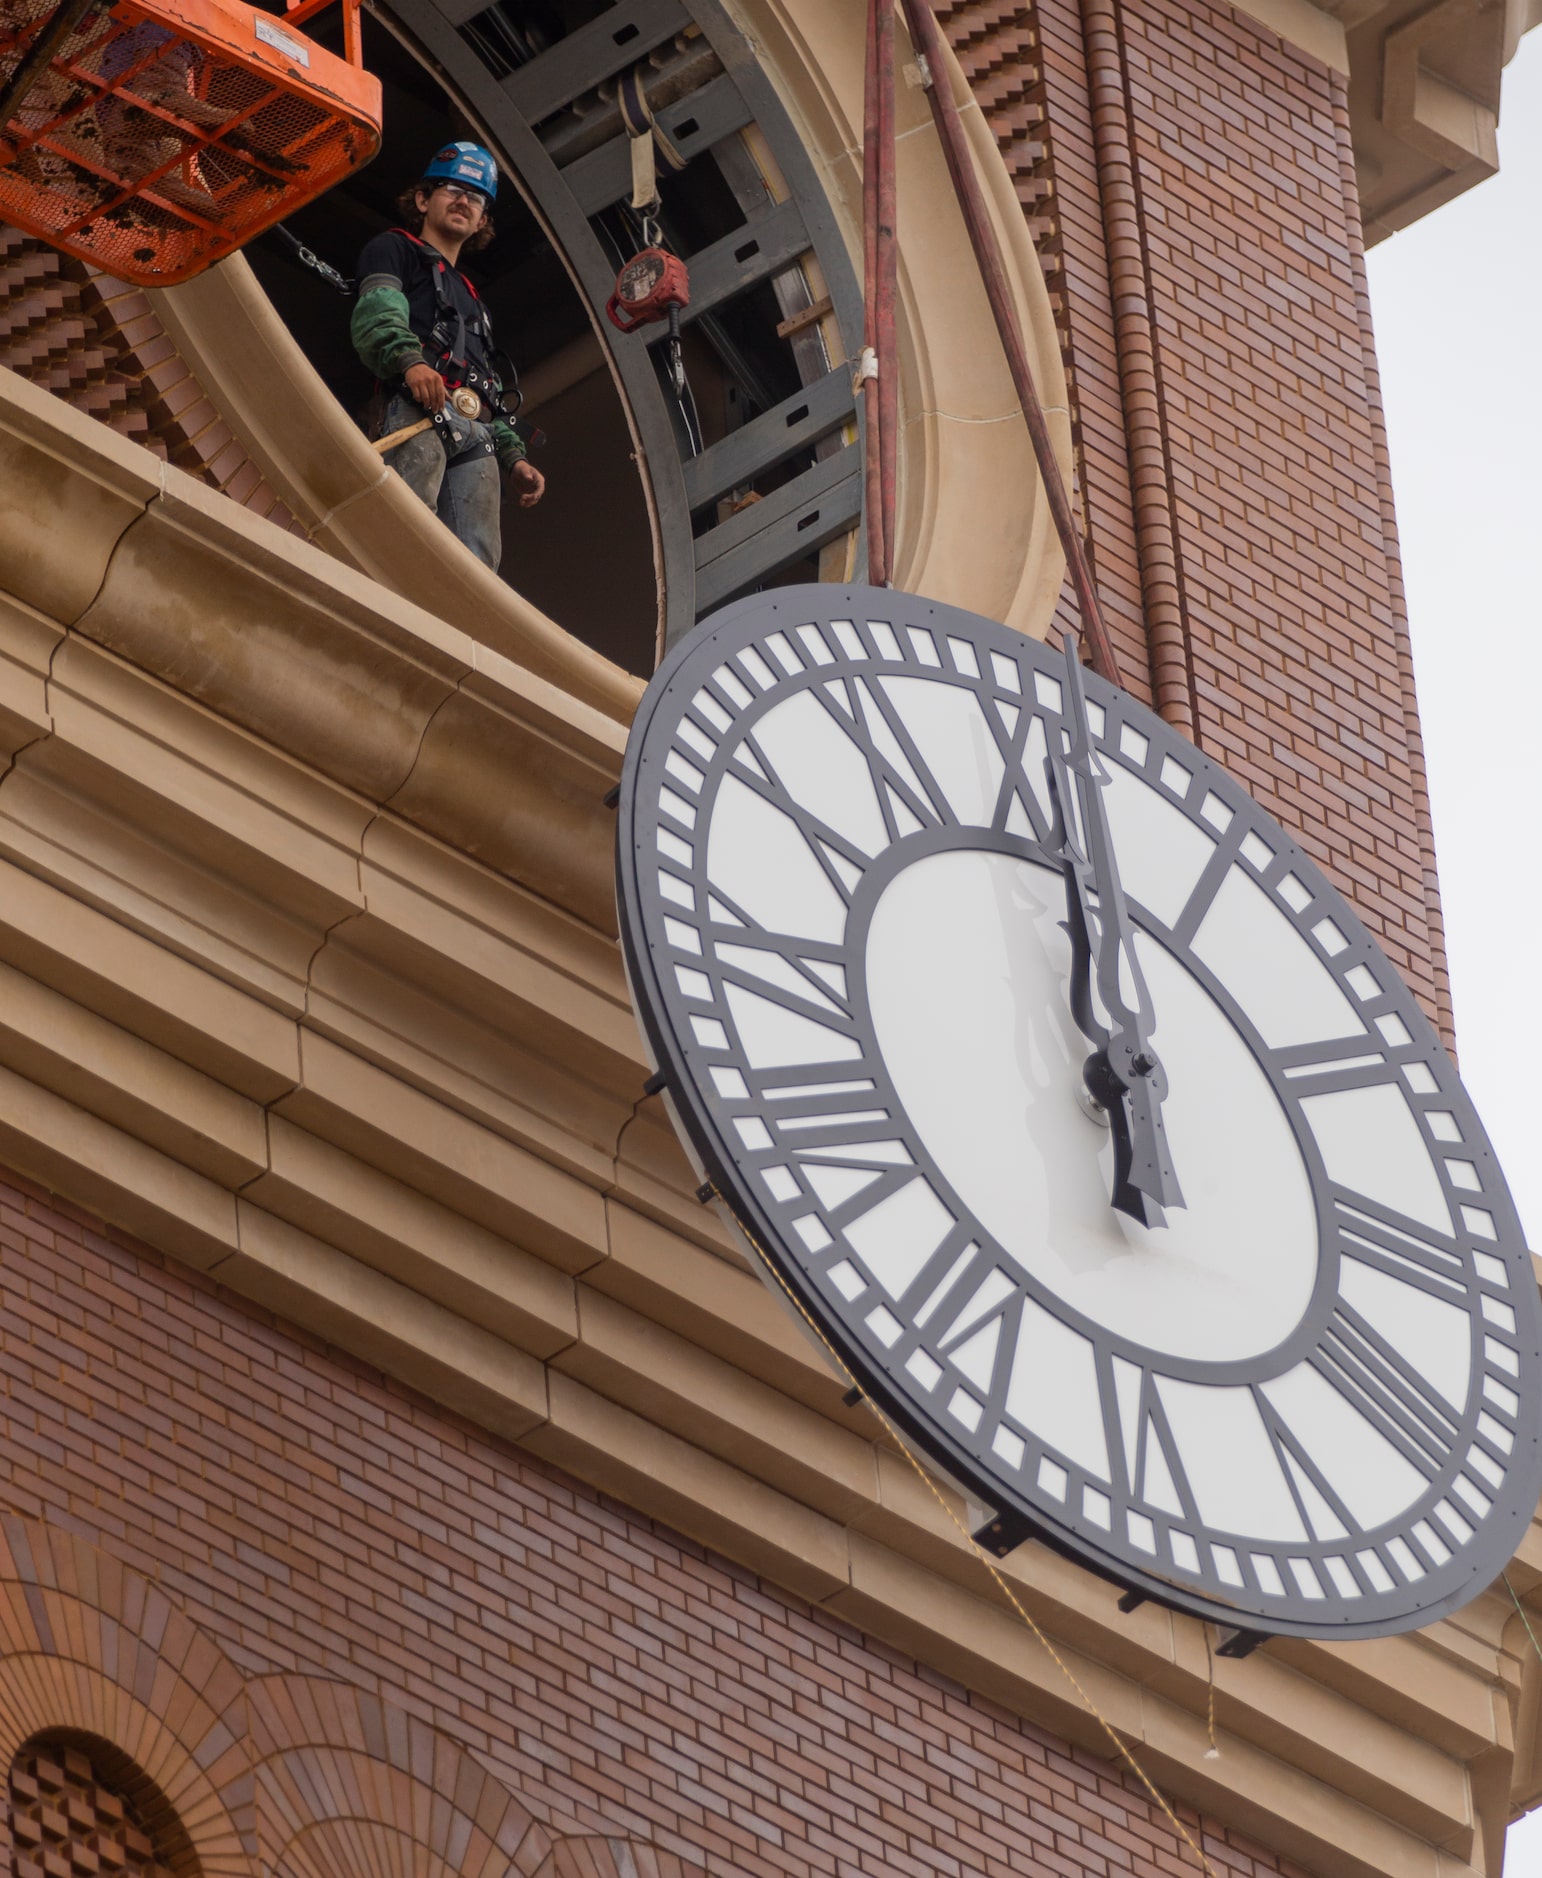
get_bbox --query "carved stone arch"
[0,1518,254,1875]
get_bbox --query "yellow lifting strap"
[616,58,685,214]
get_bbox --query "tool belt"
[429,383,497,466]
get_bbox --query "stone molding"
[145,262,646,728]
[0,1512,702,1878]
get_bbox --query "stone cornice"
[1219,0,1539,242]
[0,364,1532,1878]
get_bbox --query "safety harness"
[388,226,512,465]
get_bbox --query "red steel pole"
[896,0,1124,689]
[874,0,898,582]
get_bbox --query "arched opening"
[241,0,855,676]
[118,0,1063,691]
[243,9,659,672]
[6,1731,200,1878]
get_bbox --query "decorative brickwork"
[0,1522,253,1876]
[939,2,1080,483]
[0,1486,702,1878]
[0,228,302,533]
[0,1167,1316,1878]
[250,1681,545,1878]
[4,1739,184,1878]
[1328,74,1454,1045]
[941,0,1156,692]
[947,0,1451,1040]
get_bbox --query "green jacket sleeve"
[350,286,426,381]
[490,412,527,470]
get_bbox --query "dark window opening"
[249,0,853,671]
[501,0,841,597]
[246,12,659,675]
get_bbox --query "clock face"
[615,586,1542,1639]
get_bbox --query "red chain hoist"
[606,242,691,332]
[604,64,690,396]
[606,209,690,395]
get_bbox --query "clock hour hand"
[1047,756,1178,1226]
[1048,633,1185,1228]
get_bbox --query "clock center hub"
[863,845,1320,1366]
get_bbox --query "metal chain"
[271,222,355,295]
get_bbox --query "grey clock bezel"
[615,584,1542,1640]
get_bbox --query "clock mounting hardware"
[616,584,1542,1643]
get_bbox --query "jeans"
[379,393,503,571]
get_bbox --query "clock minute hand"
[1048,746,1174,1228]
[1045,754,1109,1053]
[1051,633,1185,1227]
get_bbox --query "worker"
[351,142,545,569]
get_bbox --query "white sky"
[1364,29,1542,1875]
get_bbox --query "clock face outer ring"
[615,584,1542,1640]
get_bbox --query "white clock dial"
[617,588,1542,1639]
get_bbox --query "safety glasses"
[434,182,487,211]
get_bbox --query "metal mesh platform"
[0,0,379,283]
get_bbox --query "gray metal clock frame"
[616,585,1542,1640]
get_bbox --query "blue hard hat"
[421,141,498,203]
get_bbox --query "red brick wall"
[0,1167,1314,1878]
[944,0,1451,1042]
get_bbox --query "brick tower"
[0,1,1534,1875]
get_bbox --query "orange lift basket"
[0,0,380,284]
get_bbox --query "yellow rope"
[1204,1627,1219,1760]
[716,1189,1219,1878]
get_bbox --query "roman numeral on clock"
[807,676,953,837]
[1249,1388,1361,1542]
[1166,817,1250,948]
[729,735,874,903]
[1278,1048,1400,1100]
[1099,1354,1201,1521]
[1312,1295,1461,1478]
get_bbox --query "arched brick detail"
[248,1676,549,1878]
[268,1821,473,1878]
[0,1521,702,1878]
[0,1519,253,1875]
[536,1837,708,1878]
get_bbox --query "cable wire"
[708,1182,1219,1878]
[1505,1573,1542,1667]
